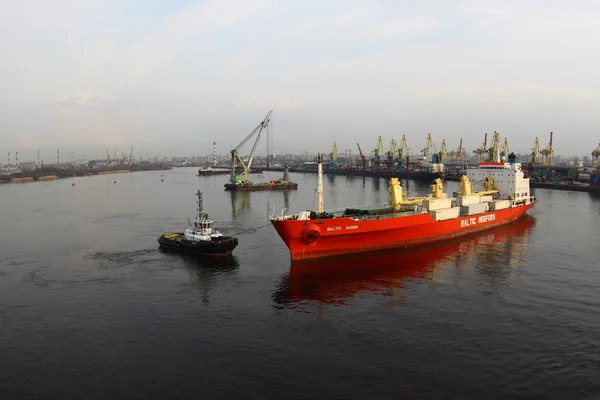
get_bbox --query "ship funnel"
[388,178,404,211]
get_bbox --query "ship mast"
[196,190,204,217]
[317,154,324,213]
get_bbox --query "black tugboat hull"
[157,233,238,256]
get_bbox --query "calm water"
[1,168,599,399]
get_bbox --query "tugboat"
[158,190,238,255]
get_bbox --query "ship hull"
[157,233,238,256]
[271,203,534,261]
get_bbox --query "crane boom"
[357,143,366,169]
[230,110,273,184]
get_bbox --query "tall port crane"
[530,137,540,168]
[396,135,408,169]
[356,143,366,169]
[450,138,464,166]
[371,136,384,170]
[473,133,488,162]
[386,139,398,170]
[329,142,338,169]
[438,139,447,164]
[592,142,600,168]
[502,138,509,157]
[229,110,272,184]
[540,132,554,166]
[422,133,433,161]
[487,131,501,162]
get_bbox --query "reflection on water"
[229,191,251,219]
[179,254,240,306]
[273,216,536,309]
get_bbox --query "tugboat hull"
[157,233,238,256]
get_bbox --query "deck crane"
[530,137,540,168]
[356,143,366,169]
[592,142,600,168]
[229,110,272,184]
[473,133,488,162]
[422,133,433,162]
[540,131,554,166]
[396,135,408,170]
[371,136,384,170]
[386,139,398,170]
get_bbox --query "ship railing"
[345,209,422,221]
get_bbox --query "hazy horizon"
[2,0,600,160]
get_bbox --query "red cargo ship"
[270,150,536,261]
[274,215,535,307]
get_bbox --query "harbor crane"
[371,136,384,170]
[592,142,600,168]
[487,131,501,162]
[422,133,433,161]
[473,133,488,162]
[530,137,540,168]
[396,135,408,169]
[329,142,338,169]
[356,143,366,169]
[229,110,272,184]
[502,138,509,157]
[386,139,398,170]
[449,138,464,166]
[540,132,554,166]
[438,139,447,164]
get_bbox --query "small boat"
[158,190,238,256]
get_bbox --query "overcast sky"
[1,0,599,161]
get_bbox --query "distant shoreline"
[0,165,171,184]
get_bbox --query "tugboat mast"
[196,190,203,217]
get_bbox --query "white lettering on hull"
[460,213,496,228]
[326,225,359,232]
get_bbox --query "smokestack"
[213,142,216,166]
[57,149,60,164]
